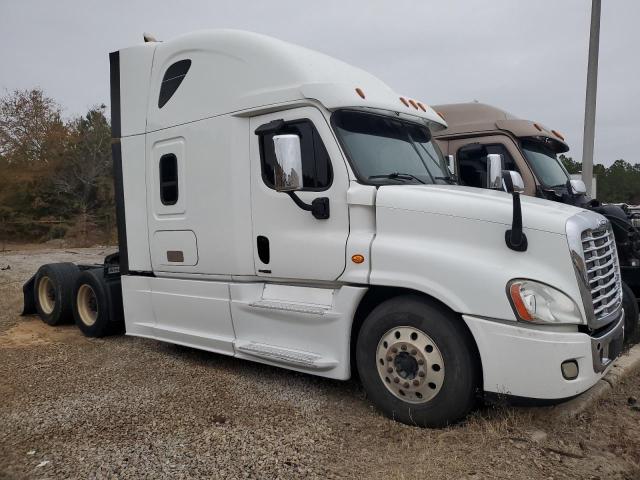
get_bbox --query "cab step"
[235,341,338,370]
[248,299,329,315]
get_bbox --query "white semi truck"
[23,30,624,427]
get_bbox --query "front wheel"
[356,295,480,428]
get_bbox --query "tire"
[34,263,80,326]
[356,294,480,428]
[72,269,117,337]
[622,282,639,344]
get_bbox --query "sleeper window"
[158,59,191,108]
[258,119,332,191]
[159,154,179,205]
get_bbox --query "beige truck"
[433,102,640,341]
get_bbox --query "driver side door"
[249,107,350,281]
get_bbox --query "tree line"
[0,89,114,244]
[1,88,639,245]
[560,154,640,205]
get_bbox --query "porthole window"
[158,59,191,108]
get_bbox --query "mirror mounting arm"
[286,192,330,220]
[502,171,528,252]
[505,191,528,252]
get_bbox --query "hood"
[376,184,587,235]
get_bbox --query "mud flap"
[22,274,37,315]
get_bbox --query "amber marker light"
[399,97,409,107]
[436,111,445,121]
[351,254,365,264]
[355,87,365,99]
[509,282,534,322]
[551,130,565,141]
[408,99,419,109]
[533,123,543,131]
[417,102,427,112]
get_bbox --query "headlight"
[507,279,583,325]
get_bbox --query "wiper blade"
[369,172,426,184]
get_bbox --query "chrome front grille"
[581,226,622,321]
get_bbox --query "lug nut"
[387,356,393,362]
[413,380,419,386]
[417,359,424,365]
[404,382,410,388]
[401,345,407,351]
[391,347,398,353]
[418,371,425,378]
[411,349,417,355]
[387,367,393,373]
[394,378,400,383]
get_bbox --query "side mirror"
[569,178,587,195]
[446,155,456,176]
[501,170,525,193]
[273,134,303,192]
[487,154,503,189]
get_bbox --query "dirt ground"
[1,247,639,479]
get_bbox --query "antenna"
[143,32,158,43]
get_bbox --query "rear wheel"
[34,263,80,325]
[622,282,639,344]
[356,295,480,428]
[73,269,117,337]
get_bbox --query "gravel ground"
[1,247,639,479]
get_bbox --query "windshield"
[521,140,570,188]
[331,110,450,185]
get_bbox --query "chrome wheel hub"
[376,326,445,404]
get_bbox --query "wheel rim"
[77,284,98,326]
[376,326,445,404]
[37,276,56,315]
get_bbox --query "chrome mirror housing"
[487,154,503,189]
[570,178,587,195]
[272,134,303,192]
[446,154,456,176]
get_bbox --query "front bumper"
[462,312,624,400]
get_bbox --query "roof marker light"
[408,99,419,109]
[355,88,365,99]
[436,111,446,121]
[417,102,427,112]
[400,97,409,107]
[533,123,543,131]
[552,130,565,141]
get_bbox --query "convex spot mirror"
[569,178,587,195]
[502,170,525,194]
[273,134,303,192]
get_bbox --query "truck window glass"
[521,140,570,188]
[158,59,192,108]
[159,153,179,205]
[258,119,332,191]
[457,144,518,188]
[331,110,447,185]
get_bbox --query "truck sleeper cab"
[24,31,624,427]
[433,102,640,342]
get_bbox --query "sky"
[1,0,638,166]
